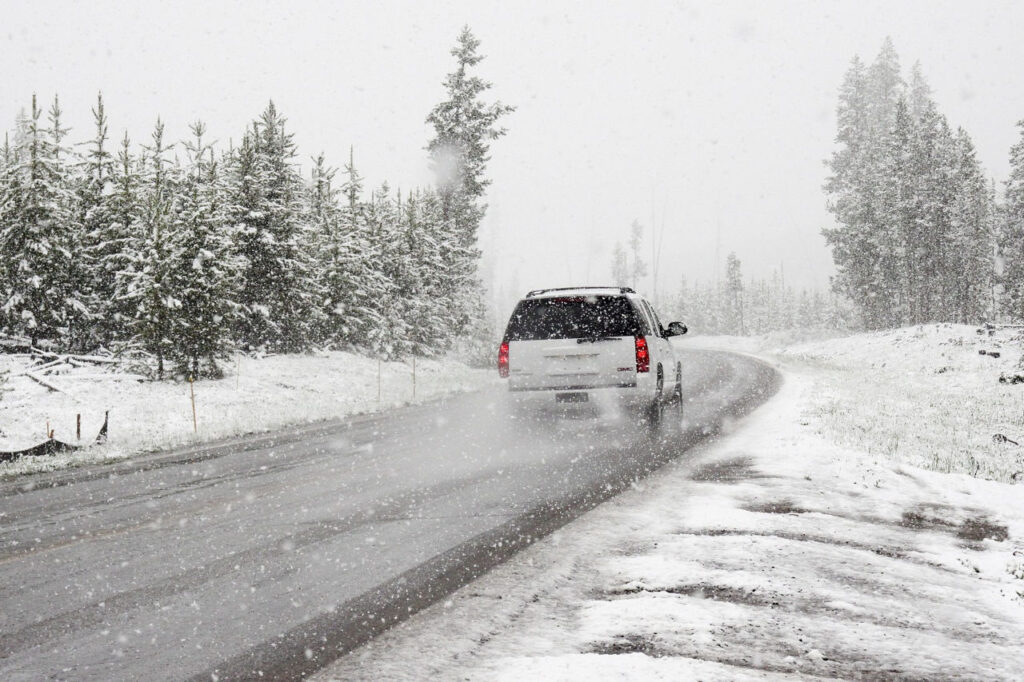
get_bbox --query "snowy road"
[0,349,777,681]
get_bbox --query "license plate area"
[556,392,589,404]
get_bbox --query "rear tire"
[672,362,683,403]
[646,395,665,432]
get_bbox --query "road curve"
[0,349,778,681]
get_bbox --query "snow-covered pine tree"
[1001,121,1024,320]
[629,220,647,289]
[308,152,339,346]
[611,243,629,287]
[426,26,513,249]
[229,103,320,353]
[1,133,11,169]
[724,252,744,334]
[0,95,86,349]
[399,188,449,355]
[823,56,879,329]
[878,95,915,326]
[102,132,143,345]
[119,119,180,378]
[426,27,513,357]
[310,151,386,351]
[315,149,387,352]
[46,96,91,349]
[947,128,994,323]
[796,290,814,329]
[0,133,12,336]
[169,121,239,377]
[904,65,961,323]
[824,42,907,330]
[672,275,690,324]
[78,92,122,347]
[363,183,413,358]
[825,41,995,329]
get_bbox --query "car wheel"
[672,362,683,403]
[645,394,664,432]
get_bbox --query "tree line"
[663,252,848,337]
[0,27,511,379]
[824,38,1001,329]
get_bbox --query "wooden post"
[76,414,81,441]
[189,376,197,434]
[377,359,382,406]
[46,419,50,440]
[412,356,416,400]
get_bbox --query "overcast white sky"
[5,0,1024,316]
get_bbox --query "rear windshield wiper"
[576,336,619,344]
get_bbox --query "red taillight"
[498,342,510,378]
[635,336,649,373]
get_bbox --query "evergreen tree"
[426,26,514,248]
[823,55,883,328]
[102,132,143,344]
[0,95,85,348]
[1002,121,1024,320]
[79,92,121,346]
[120,119,179,378]
[400,188,450,355]
[325,151,388,351]
[629,220,647,288]
[426,27,513,352]
[169,122,239,377]
[610,243,629,287]
[229,102,320,352]
[948,129,994,323]
[725,252,744,334]
[825,39,994,329]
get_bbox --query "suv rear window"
[503,296,642,341]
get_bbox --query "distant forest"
[0,27,512,378]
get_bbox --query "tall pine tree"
[169,121,239,377]
[0,95,86,348]
[1001,121,1024,320]
[229,103,320,352]
[426,27,513,355]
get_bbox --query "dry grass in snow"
[777,324,1024,483]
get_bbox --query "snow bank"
[0,351,495,476]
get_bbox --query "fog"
[5,0,1024,316]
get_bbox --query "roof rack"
[525,286,635,298]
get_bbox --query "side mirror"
[667,321,688,337]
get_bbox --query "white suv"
[498,287,687,424]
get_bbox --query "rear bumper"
[506,381,654,417]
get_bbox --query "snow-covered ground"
[0,351,495,477]
[315,325,1024,680]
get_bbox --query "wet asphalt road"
[0,349,778,681]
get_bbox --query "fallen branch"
[12,359,65,377]
[29,349,120,366]
[59,373,147,382]
[24,372,72,395]
[66,354,121,365]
